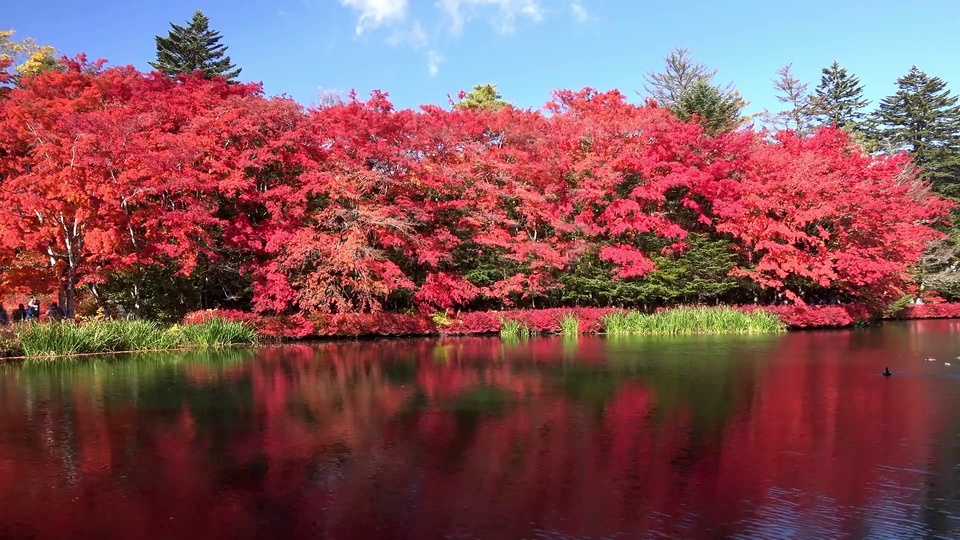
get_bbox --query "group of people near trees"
[0,299,65,325]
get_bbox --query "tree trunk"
[64,267,76,318]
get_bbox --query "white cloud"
[335,0,587,78]
[427,50,443,76]
[339,0,408,34]
[571,1,587,23]
[439,0,544,36]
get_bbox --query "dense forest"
[2,14,960,322]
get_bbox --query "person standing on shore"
[25,298,39,320]
[0,304,8,326]
[12,304,26,323]
[46,302,65,322]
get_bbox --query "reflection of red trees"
[0,322,957,538]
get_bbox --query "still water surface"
[2,320,960,539]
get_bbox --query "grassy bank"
[601,307,786,335]
[499,318,533,339]
[491,307,786,339]
[191,303,877,339]
[2,318,259,359]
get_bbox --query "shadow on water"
[2,322,960,538]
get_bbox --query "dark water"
[3,321,960,539]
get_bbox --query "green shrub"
[432,311,454,327]
[499,318,531,339]
[174,317,259,348]
[0,329,23,358]
[884,295,913,317]
[600,311,634,335]
[559,314,580,336]
[15,317,258,357]
[16,320,174,357]
[601,307,785,335]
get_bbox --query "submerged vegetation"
[601,307,786,335]
[8,318,258,358]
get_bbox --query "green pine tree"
[644,47,726,108]
[672,79,745,134]
[874,66,960,191]
[454,84,510,111]
[150,10,241,81]
[813,61,869,130]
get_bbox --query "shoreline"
[0,343,259,364]
[2,303,956,363]
[2,315,953,364]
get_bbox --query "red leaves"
[892,303,960,320]
[0,62,267,303]
[185,304,886,339]
[743,304,875,328]
[0,64,950,316]
[599,245,656,278]
[183,309,313,338]
[308,307,616,337]
[719,128,951,304]
[413,273,480,311]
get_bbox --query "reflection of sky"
[738,488,848,539]
[735,468,951,538]
[859,479,929,538]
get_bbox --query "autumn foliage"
[184,304,880,338]
[890,303,960,320]
[0,61,951,319]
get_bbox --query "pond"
[2,320,960,539]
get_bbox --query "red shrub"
[183,309,259,326]
[442,311,499,334]
[184,303,906,339]
[259,314,315,339]
[741,304,875,329]
[182,309,312,339]
[312,312,436,337]
[440,308,615,335]
[896,303,960,320]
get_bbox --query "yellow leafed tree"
[0,29,60,77]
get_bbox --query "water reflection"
[1,322,960,538]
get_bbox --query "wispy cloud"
[336,0,589,76]
[338,0,408,34]
[439,0,544,36]
[571,1,587,23]
[387,20,428,48]
[428,50,443,77]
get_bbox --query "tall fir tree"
[672,79,745,134]
[874,66,960,192]
[770,64,817,136]
[813,61,869,130]
[150,10,241,81]
[643,47,741,108]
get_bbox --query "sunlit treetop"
[0,29,62,81]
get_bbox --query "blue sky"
[7,0,960,118]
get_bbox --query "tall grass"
[169,317,259,348]
[601,307,785,335]
[499,318,532,339]
[559,314,580,337]
[15,318,259,357]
